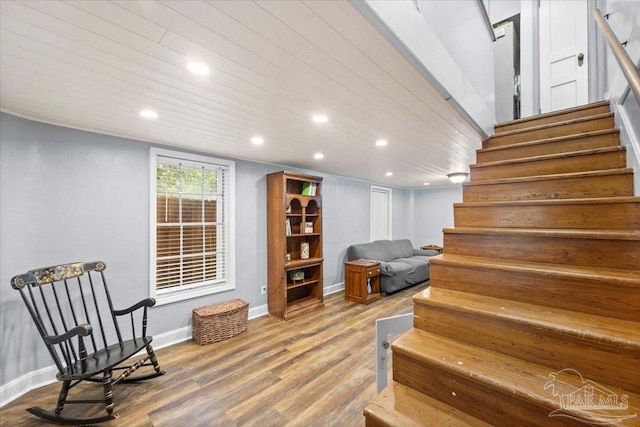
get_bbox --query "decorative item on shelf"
[300,242,310,259]
[286,204,292,214]
[285,219,292,236]
[304,222,314,234]
[290,270,305,283]
[286,253,291,262]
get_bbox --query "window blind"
[155,156,228,291]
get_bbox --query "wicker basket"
[192,299,249,345]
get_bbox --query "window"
[150,148,235,304]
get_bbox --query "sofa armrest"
[413,249,440,256]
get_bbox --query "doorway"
[539,0,589,113]
[370,186,392,242]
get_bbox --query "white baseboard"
[0,289,342,407]
[325,281,345,296]
[0,364,58,408]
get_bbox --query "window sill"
[154,282,235,306]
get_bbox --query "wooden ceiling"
[0,0,482,188]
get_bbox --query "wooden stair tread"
[454,196,640,208]
[414,288,640,348]
[393,329,640,423]
[429,253,640,285]
[471,146,625,169]
[479,129,619,154]
[494,101,610,130]
[489,112,614,138]
[443,226,640,241]
[364,381,492,427]
[463,168,633,186]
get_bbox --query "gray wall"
[0,113,455,390]
[412,186,463,247]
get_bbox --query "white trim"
[617,102,640,168]
[149,147,236,306]
[370,185,393,241]
[0,365,58,408]
[324,281,345,296]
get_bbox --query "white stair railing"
[375,313,414,393]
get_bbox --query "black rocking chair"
[11,261,165,425]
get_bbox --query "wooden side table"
[421,244,443,254]
[345,259,381,304]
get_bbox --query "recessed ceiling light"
[251,136,264,145]
[139,109,158,119]
[385,172,393,177]
[376,139,388,147]
[313,152,324,160]
[187,61,210,76]
[423,182,430,186]
[312,114,328,123]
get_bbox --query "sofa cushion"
[348,239,415,262]
[348,240,392,262]
[384,239,415,259]
[379,261,415,277]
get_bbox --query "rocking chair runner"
[11,261,165,425]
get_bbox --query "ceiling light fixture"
[423,182,430,186]
[187,61,210,76]
[447,172,469,184]
[139,109,158,119]
[313,152,324,160]
[312,114,328,123]
[251,136,264,145]
[385,172,393,177]
[376,139,388,147]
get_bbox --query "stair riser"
[454,201,640,229]
[495,104,610,134]
[412,303,640,394]
[428,261,640,322]
[393,353,570,427]
[477,132,620,163]
[443,233,640,270]
[471,150,626,181]
[485,116,614,149]
[462,173,634,202]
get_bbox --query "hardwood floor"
[0,283,426,426]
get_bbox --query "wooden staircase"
[364,101,640,426]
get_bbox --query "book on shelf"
[285,219,292,236]
[301,182,318,196]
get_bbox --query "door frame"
[370,185,392,242]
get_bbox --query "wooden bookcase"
[267,171,324,320]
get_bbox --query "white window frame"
[150,147,235,305]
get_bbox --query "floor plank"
[0,283,426,426]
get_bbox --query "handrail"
[594,8,640,102]
[477,0,497,42]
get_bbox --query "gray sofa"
[347,239,439,294]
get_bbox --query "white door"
[539,0,588,113]
[370,186,392,241]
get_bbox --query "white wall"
[417,0,496,119]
